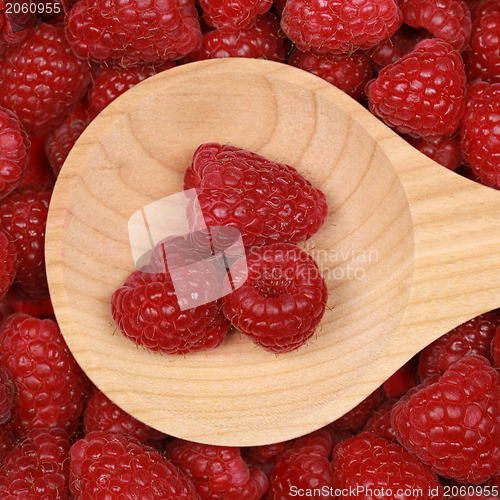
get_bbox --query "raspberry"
[363,397,399,442]
[281,0,402,54]
[167,439,268,500]
[383,357,418,397]
[0,428,70,499]
[111,268,230,354]
[0,1,31,56]
[0,314,87,436]
[20,133,54,189]
[88,62,176,114]
[418,311,500,380]
[71,431,197,499]
[332,432,444,498]
[65,0,203,66]
[493,326,500,370]
[288,49,374,101]
[406,134,462,170]
[0,427,14,463]
[0,186,51,299]
[367,39,466,138]
[184,143,328,248]
[223,242,328,353]
[84,388,166,444]
[0,226,16,301]
[392,355,500,484]
[0,24,90,135]
[242,441,288,465]
[0,366,15,425]
[330,386,385,432]
[268,428,334,499]
[463,0,500,83]
[398,0,472,52]
[0,107,29,199]
[5,285,54,317]
[188,13,288,61]
[199,0,273,31]
[461,81,500,187]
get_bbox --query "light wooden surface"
[45,58,500,446]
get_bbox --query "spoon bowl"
[45,58,500,446]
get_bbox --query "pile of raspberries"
[0,0,500,497]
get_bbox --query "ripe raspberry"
[223,243,328,353]
[0,366,15,425]
[0,314,87,436]
[398,0,472,52]
[392,355,500,484]
[0,427,14,463]
[383,357,418,397]
[242,441,288,465]
[0,1,31,56]
[5,285,54,317]
[281,0,402,54]
[112,268,230,354]
[363,397,399,442]
[463,0,500,83]
[0,107,29,199]
[71,431,196,499]
[167,438,268,500]
[493,326,500,370]
[0,186,51,299]
[84,388,166,444]
[0,24,90,135]
[268,427,334,499]
[288,49,374,101]
[0,226,15,301]
[367,39,466,138]
[184,143,328,248]
[20,133,54,189]
[88,62,176,114]
[199,0,273,31]
[460,81,500,187]
[0,428,70,499]
[188,13,287,61]
[332,432,444,498]
[65,0,202,66]
[406,134,462,170]
[418,311,500,380]
[330,386,384,432]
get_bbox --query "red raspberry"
[406,134,463,170]
[184,143,328,248]
[268,427,334,499]
[281,0,402,54]
[0,226,16,301]
[0,24,90,135]
[0,1,31,56]
[463,0,500,83]
[65,0,202,66]
[392,355,500,484]
[0,427,14,463]
[167,439,268,500]
[0,428,70,499]
[365,24,428,70]
[45,116,88,178]
[273,0,287,16]
[383,357,418,397]
[398,0,472,52]
[71,431,197,499]
[332,432,444,498]
[199,0,273,31]
[418,311,500,380]
[330,386,385,432]
[188,13,287,61]
[112,269,230,354]
[0,366,15,425]
[367,39,466,138]
[460,81,500,187]
[5,285,54,317]
[88,62,176,114]
[84,388,166,444]
[493,326,500,370]
[288,49,374,101]
[242,441,288,465]
[0,186,51,299]
[223,243,328,353]
[0,314,86,436]
[20,133,54,189]
[0,107,29,200]
[363,397,399,442]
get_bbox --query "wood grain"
[45,58,500,446]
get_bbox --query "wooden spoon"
[45,58,500,447]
